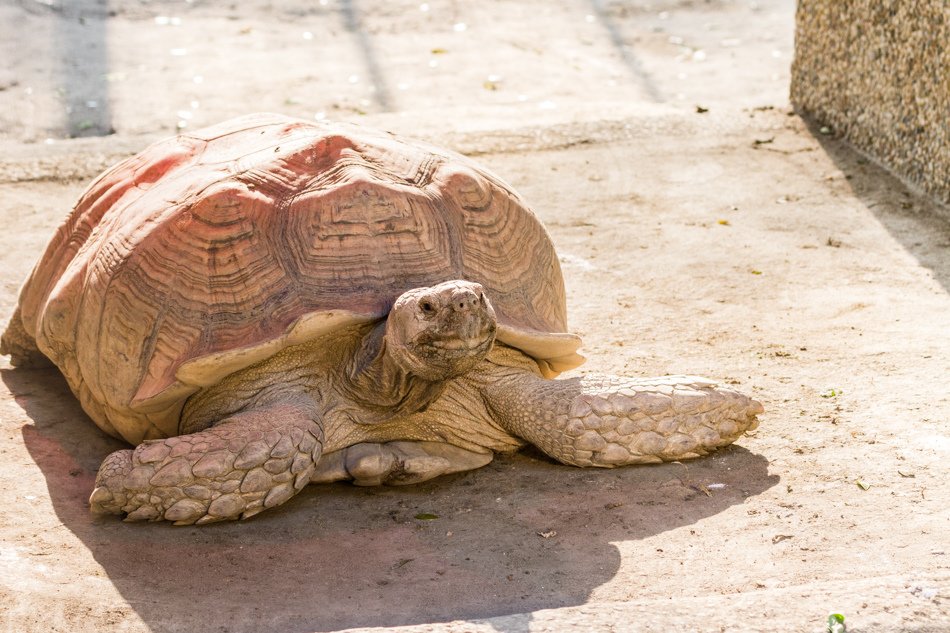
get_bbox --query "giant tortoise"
[1,113,762,524]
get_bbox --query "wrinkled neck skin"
[341,322,448,423]
[182,280,497,440]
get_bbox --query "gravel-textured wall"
[791,1,949,204]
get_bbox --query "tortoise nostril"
[448,288,482,313]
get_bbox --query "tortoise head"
[385,280,497,381]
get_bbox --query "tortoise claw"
[89,449,134,514]
[89,486,116,514]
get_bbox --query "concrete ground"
[1,1,948,632]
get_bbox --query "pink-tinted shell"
[14,114,580,444]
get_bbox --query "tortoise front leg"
[89,401,323,524]
[478,369,762,467]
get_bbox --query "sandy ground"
[1,1,949,632]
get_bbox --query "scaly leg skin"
[479,368,763,467]
[89,402,323,524]
[0,307,52,368]
[311,441,494,486]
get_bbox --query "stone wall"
[791,1,949,204]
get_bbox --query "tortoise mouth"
[418,324,496,356]
[429,338,486,351]
[423,322,496,349]
[405,322,497,380]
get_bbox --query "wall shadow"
[802,116,950,293]
[589,0,663,103]
[21,0,115,136]
[4,366,777,632]
[339,0,393,112]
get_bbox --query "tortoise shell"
[15,114,583,444]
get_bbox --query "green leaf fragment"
[414,513,439,520]
[855,480,870,490]
[827,613,846,633]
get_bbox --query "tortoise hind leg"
[1,307,52,367]
[89,400,323,524]
[310,441,493,487]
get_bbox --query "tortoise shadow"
[4,366,777,633]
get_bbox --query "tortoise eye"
[419,300,435,314]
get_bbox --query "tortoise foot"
[555,375,763,467]
[311,441,493,486]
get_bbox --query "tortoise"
[1,113,763,525]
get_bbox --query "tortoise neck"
[342,323,447,421]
